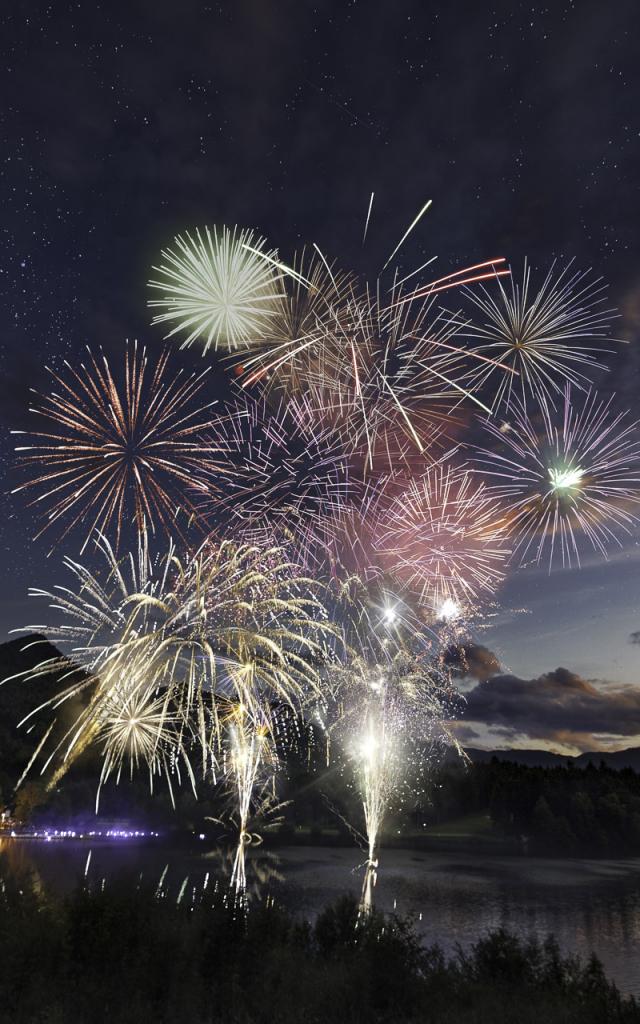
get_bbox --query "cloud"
[461,667,640,751]
[444,643,501,681]
[630,631,640,645]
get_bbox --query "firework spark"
[11,535,337,826]
[195,391,357,566]
[12,343,221,551]
[148,226,284,352]
[475,387,640,567]
[376,464,510,616]
[237,249,513,473]
[464,260,618,410]
[331,645,463,913]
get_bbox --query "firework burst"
[148,226,284,352]
[376,464,510,616]
[194,391,357,566]
[302,287,475,473]
[12,343,221,551]
[464,260,618,410]
[9,534,337,820]
[475,387,640,567]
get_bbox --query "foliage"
[0,883,637,1024]
[427,758,640,855]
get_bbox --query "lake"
[2,837,639,997]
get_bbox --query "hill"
[465,745,640,771]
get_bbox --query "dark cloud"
[630,631,640,645]
[463,667,640,749]
[444,643,501,681]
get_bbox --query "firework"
[331,645,463,914]
[302,287,475,473]
[463,260,618,410]
[475,387,640,567]
[195,391,357,566]
[376,464,510,616]
[241,270,494,474]
[218,693,280,896]
[11,535,337,831]
[9,535,199,804]
[12,343,221,551]
[148,226,284,352]
[234,248,356,395]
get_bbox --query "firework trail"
[12,343,221,552]
[463,260,618,411]
[148,225,284,352]
[475,387,640,568]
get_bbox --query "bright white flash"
[382,606,397,625]
[438,598,460,621]
[549,465,584,491]
[359,733,379,764]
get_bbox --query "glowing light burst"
[12,343,221,551]
[376,465,510,617]
[464,260,618,410]
[475,387,640,567]
[148,226,284,352]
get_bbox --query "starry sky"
[1,0,639,752]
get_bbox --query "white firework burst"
[464,260,618,410]
[475,387,640,568]
[148,225,284,352]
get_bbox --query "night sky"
[1,0,639,753]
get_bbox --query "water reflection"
[2,839,639,997]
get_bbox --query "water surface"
[2,838,639,997]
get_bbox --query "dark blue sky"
[1,0,639,750]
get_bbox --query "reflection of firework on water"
[376,465,509,616]
[148,226,284,352]
[464,261,618,410]
[12,343,220,551]
[203,844,284,904]
[195,392,356,565]
[475,388,640,568]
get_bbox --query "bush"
[0,881,637,1023]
